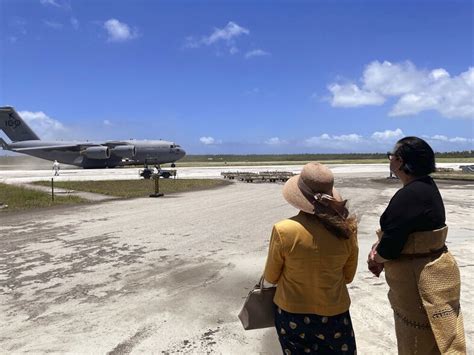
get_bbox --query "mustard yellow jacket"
[264,212,358,316]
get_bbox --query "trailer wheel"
[141,170,152,179]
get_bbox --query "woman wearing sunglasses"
[368,136,465,354]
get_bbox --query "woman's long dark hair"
[312,201,357,239]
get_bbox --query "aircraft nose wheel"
[171,163,176,168]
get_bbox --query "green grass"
[34,179,232,198]
[0,183,86,212]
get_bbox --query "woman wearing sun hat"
[263,162,358,354]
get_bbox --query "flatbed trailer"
[139,168,177,179]
[221,171,294,183]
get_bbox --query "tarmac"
[0,164,472,354]
[0,162,464,183]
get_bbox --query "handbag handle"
[258,276,276,290]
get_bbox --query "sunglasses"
[386,152,396,160]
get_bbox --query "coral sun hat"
[283,162,342,214]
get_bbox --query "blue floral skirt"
[273,303,356,354]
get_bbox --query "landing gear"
[139,163,176,179]
[171,163,176,168]
[140,168,153,179]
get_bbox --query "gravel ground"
[0,170,472,354]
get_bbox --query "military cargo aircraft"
[0,106,186,168]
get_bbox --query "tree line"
[181,151,473,162]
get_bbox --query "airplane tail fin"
[0,137,9,150]
[0,106,40,142]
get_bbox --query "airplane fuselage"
[8,139,186,168]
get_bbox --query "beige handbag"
[238,276,276,330]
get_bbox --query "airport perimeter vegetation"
[0,179,231,212]
[165,153,473,167]
[182,152,474,161]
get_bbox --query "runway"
[0,162,464,184]
[0,165,472,353]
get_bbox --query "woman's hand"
[367,242,384,277]
[262,279,277,288]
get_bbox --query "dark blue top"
[377,176,446,260]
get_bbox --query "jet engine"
[81,146,111,159]
[111,145,136,158]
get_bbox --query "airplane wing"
[12,143,99,152]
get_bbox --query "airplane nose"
[179,149,186,158]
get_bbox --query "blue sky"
[1,0,473,154]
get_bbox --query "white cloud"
[449,137,470,143]
[371,128,404,143]
[335,134,364,142]
[184,21,249,54]
[103,120,112,126]
[304,133,364,148]
[245,49,270,59]
[430,68,449,80]
[40,0,61,7]
[363,61,425,96]
[390,67,474,118]
[104,19,139,42]
[389,93,438,117]
[200,136,222,145]
[423,135,474,151]
[328,83,385,107]
[302,130,472,152]
[204,21,249,45]
[304,135,332,147]
[423,135,473,144]
[19,111,67,140]
[265,137,287,145]
[43,20,63,29]
[429,134,449,141]
[39,0,71,10]
[327,61,474,119]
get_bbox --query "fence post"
[51,178,54,201]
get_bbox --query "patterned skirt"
[273,303,356,354]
